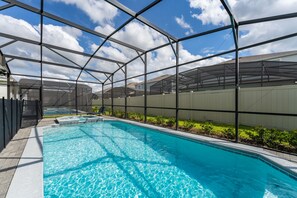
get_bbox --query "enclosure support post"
[40,0,44,118]
[111,74,114,116]
[231,20,240,142]
[235,26,240,142]
[35,100,39,126]
[75,81,78,115]
[224,65,226,89]
[101,83,104,108]
[175,42,179,130]
[2,97,6,148]
[196,68,199,91]
[20,99,24,129]
[261,61,264,87]
[144,53,147,123]
[124,64,127,119]
[10,98,13,139]
[7,72,10,99]
[15,99,18,132]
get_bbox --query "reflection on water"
[43,121,297,198]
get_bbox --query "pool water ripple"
[43,121,297,198]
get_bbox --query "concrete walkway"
[0,119,55,198]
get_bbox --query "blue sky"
[0,0,296,85]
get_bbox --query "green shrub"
[105,108,111,116]
[201,122,213,134]
[92,106,98,113]
[223,128,235,139]
[263,128,280,148]
[129,113,142,121]
[147,117,155,124]
[108,112,297,153]
[239,130,252,141]
[289,130,297,147]
[114,110,124,118]
[183,120,195,130]
[156,116,164,125]
[243,129,260,143]
[166,117,176,127]
[128,112,135,120]
[137,114,144,121]
[258,128,287,149]
[254,126,268,145]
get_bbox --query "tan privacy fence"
[93,85,297,130]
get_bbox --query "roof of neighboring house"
[0,75,6,82]
[0,75,17,83]
[137,74,171,85]
[19,79,91,89]
[223,50,297,64]
[127,82,138,88]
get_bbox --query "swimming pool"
[43,121,297,197]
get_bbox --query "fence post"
[20,99,24,129]
[10,98,13,139]
[101,83,104,109]
[36,100,39,125]
[16,99,18,133]
[111,74,114,116]
[144,53,147,123]
[2,97,5,148]
[75,81,78,115]
[175,42,179,130]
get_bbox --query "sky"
[0,0,297,91]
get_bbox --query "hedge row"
[109,110,297,154]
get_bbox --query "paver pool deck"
[0,119,55,198]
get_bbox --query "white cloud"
[113,21,168,51]
[91,43,131,63]
[0,14,90,81]
[178,46,229,72]
[0,13,229,84]
[50,0,118,26]
[91,20,229,81]
[94,24,115,35]
[40,24,84,52]
[3,42,40,60]
[0,38,13,46]
[189,0,230,26]
[0,14,40,41]
[175,15,194,35]
[43,70,71,80]
[8,59,40,76]
[90,21,174,79]
[61,26,83,39]
[226,0,297,21]
[189,0,297,55]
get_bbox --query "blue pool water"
[43,121,297,197]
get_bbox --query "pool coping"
[6,117,297,198]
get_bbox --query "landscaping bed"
[107,109,297,154]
